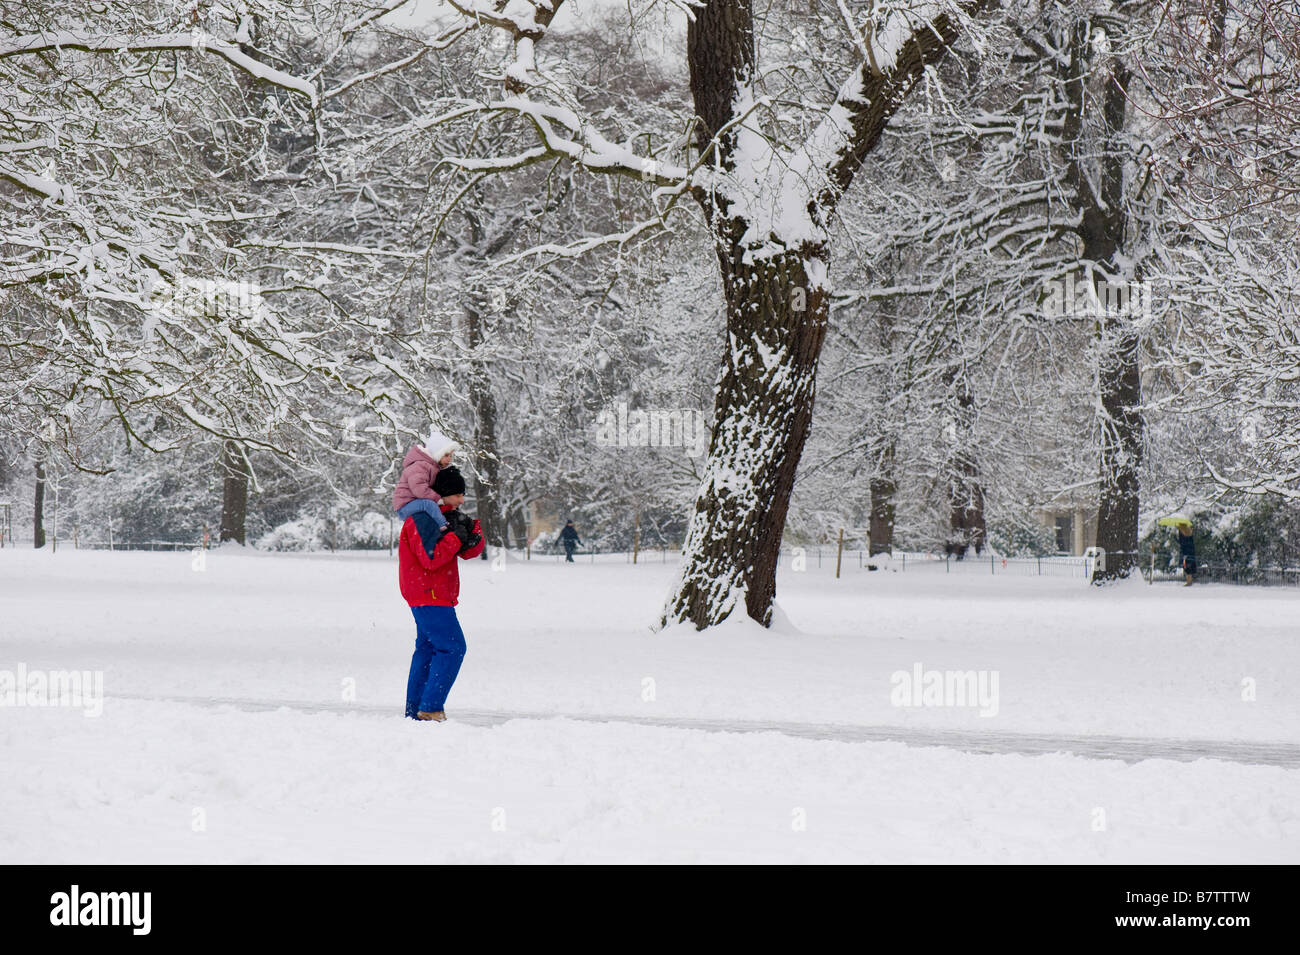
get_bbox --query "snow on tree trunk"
[664,248,828,628]
[1061,23,1141,581]
[1094,316,1142,578]
[942,362,986,558]
[869,440,897,557]
[464,296,507,550]
[33,458,46,549]
[219,441,250,545]
[660,0,987,628]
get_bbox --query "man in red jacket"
[399,466,484,721]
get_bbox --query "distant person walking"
[559,520,581,562]
[1178,524,1197,586]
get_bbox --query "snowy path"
[107,693,1300,768]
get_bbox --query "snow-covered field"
[2,547,1298,863]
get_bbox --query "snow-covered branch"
[0,31,320,106]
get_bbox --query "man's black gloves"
[445,510,473,546]
[444,510,482,554]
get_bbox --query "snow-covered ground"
[2,547,1298,863]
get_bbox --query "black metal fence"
[21,533,1300,588]
[1148,561,1300,587]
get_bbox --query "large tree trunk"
[663,248,828,628]
[1094,314,1142,577]
[1089,60,1141,580]
[1064,27,1140,580]
[663,0,984,627]
[220,440,250,545]
[33,457,46,549]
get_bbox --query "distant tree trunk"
[941,364,986,558]
[464,296,507,549]
[945,463,986,559]
[507,504,528,549]
[868,441,896,556]
[220,440,250,545]
[33,458,46,549]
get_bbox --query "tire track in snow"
[104,693,1300,768]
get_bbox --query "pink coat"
[392,445,442,511]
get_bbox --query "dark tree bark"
[464,294,508,550]
[665,0,988,629]
[507,504,528,550]
[33,457,46,549]
[665,250,830,627]
[1093,318,1142,577]
[220,440,250,544]
[942,363,986,558]
[1062,22,1141,580]
[944,466,986,558]
[869,455,897,557]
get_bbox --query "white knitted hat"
[423,429,459,461]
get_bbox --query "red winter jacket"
[398,507,485,607]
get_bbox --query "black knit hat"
[432,466,467,497]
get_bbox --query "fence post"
[632,514,640,565]
[835,528,844,579]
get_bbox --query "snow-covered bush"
[986,519,1058,558]
[256,509,394,551]
[347,511,393,550]
[256,513,327,552]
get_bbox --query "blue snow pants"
[405,605,467,717]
